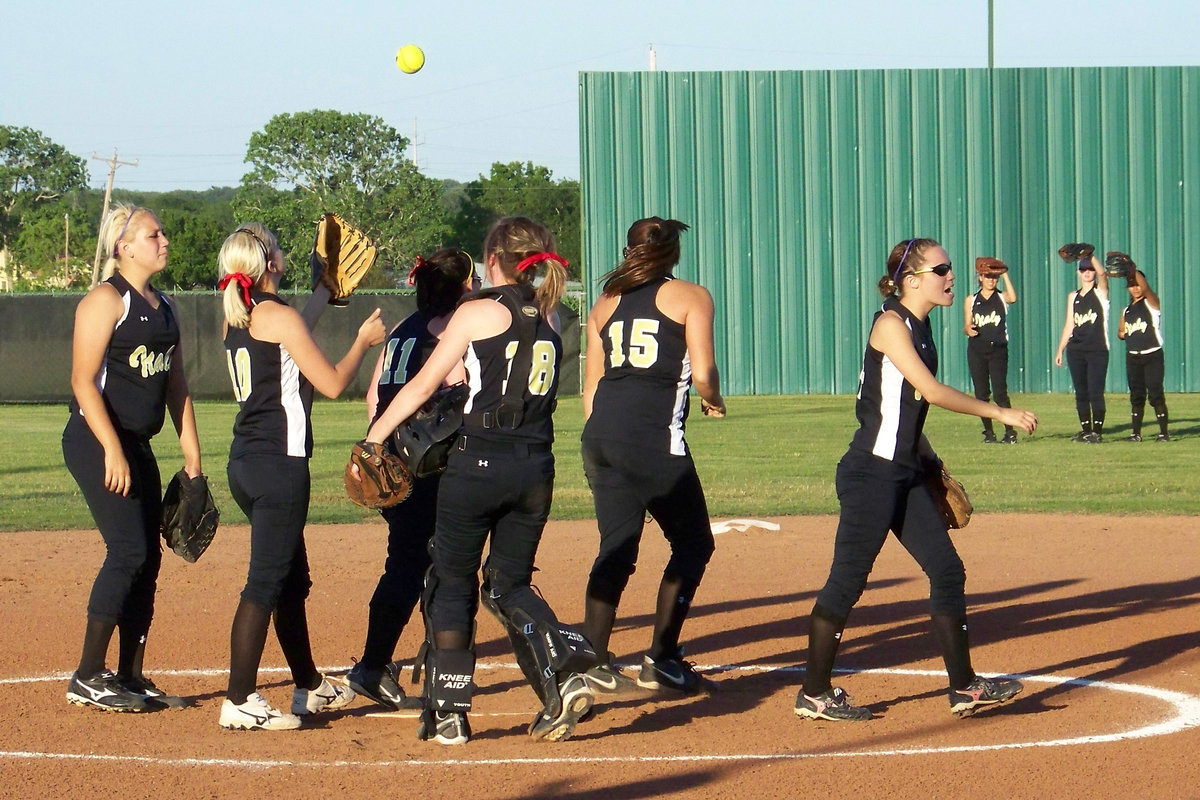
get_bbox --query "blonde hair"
[98,203,148,280]
[483,216,566,317]
[218,223,278,328]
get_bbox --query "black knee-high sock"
[583,593,619,659]
[78,616,116,678]
[227,600,271,704]
[117,629,148,679]
[273,596,319,691]
[649,574,699,660]
[931,614,975,690]
[1092,418,1105,438]
[1153,402,1169,436]
[1130,403,1145,436]
[981,417,994,436]
[802,603,847,697]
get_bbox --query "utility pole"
[988,0,995,70]
[64,213,70,285]
[649,43,657,72]
[89,149,138,288]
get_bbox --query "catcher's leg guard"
[481,568,600,718]
[418,647,475,741]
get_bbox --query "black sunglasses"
[910,263,952,277]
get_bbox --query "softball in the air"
[396,44,425,74]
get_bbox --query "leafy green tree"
[0,126,89,286]
[450,162,582,280]
[233,110,450,289]
[10,200,94,289]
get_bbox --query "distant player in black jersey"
[363,217,598,745]
[963,260,1018,444]
[1117,268,1170,442]
[347,248,476,710]
[216,223,385,731]
[795,237,1037,722]
[1054,255,1110,442]
[579,217,725,697]
[63,204,202,713]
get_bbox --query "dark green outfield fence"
[580,66,1200,395]
[0,292,580,403]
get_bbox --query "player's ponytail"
[602,216,690,295]
[218,223,277,329]
[483,217,566,318]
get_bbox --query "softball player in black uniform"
[796,238,1037,722]
[1054,256,1110,442]
[363,217,597,745]
[964,263,1018,444]
[216,223,385,731]
[348,249,476,710]
[1118,269,1170,442]
[580,217,725,696]
[63,204,201,713]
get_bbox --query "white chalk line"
[3,663,1199,768]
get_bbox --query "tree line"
[0,111,582,292]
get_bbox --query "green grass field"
[1,393,1195,532]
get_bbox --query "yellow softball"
[396,44,425,74]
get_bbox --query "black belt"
[455,435,552,456]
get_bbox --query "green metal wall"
[579,67,1200,394]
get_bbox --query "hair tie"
[892,239,917,284]
[112,207,139,257]
[515,251,569,273]
[218,272,255,308]
[407,254,429,287]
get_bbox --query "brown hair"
[878,237,940,297]
[483,216,565,317]
[413,248,474,316]
[600,217,690,295]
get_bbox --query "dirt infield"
[2,515,1199,800]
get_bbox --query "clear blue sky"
[4,0,1197,192]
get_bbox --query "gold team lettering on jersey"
[128,344,175,378]
[1124,318,1149,336]
[973,310,1002,328]
[1074,309,1098,327]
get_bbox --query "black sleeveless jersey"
[460,284,561,445]
[848,298,936,470]
[373,310,439,426]
[224,292,314,459]
[69,272,179,439]
[583,278,693,456]
[1068,288,1109,352]
[969,290,1009,345]
[1122,298,1164,354]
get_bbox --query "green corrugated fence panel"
[580,67,1200,395]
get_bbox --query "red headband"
[407,254,429,287]
[218,272,255,307]
[515,251,568,273]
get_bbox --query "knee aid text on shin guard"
[426,648,475,712]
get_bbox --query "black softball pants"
[1066,347,1108,427]
[815,449,967,620]
[1126,349,1166,408]
[967,340,1011,434]
[227,454,313,610]
[427,438,557,636]
[62,415,163,635]
[581,437,715,605]
[360,473,438,666]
